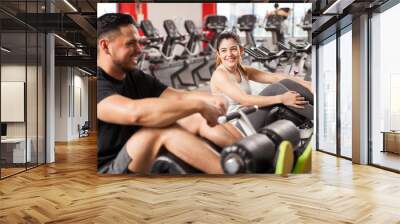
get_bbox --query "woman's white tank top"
[219,69,252,114]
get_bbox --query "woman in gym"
[210,31,313,117]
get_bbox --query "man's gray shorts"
[98,144,133,174]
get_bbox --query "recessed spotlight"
[63,0,78,12]
[1,47,11,53]
[54,34,75,48]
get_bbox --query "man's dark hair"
[97,13,136,38]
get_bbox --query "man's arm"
[97,94,207,128]
[160,88,228,114]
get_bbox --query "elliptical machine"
[264,6,290,51]
[237,14,257,48]
[203,15,228,76]
[163,19,208,89]
[298,9,312,43]
[183,19,213,88]
[139,19,186,86]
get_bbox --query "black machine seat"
[301,9,312,31]
[202,15,228,52]
[151,151,202,174]
[184,20,203,54]
[151,138,222,175]
[140,20,164,45]
[163,20,185,41]
[184,20,201,40]
[237,14,257,32]
[162,19,186,57]
[205,15,227,32]
[265,14,283,32]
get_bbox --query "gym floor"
[0,134,399,223]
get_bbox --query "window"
[217,3,311,40]
[0,0,46,179]
[339,27,352,158]
[317,36,337,154]
[370,2,400,171]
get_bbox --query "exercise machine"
[237,14,257,48]
[150,79,314,175]
[139,19,187,87]
[203,15,228,76]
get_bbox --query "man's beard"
[112,58,136,74]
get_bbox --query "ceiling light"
[63,0,78,12]
[1,47,11,53]
[78,67,93,76]
[323,0,355,15]
[54,34,75,48]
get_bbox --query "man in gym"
[268,3,290,17]
[97,13,241,174]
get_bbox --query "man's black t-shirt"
[97,67,167,168]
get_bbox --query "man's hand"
[199,101,224,127]
[210,95,228,115]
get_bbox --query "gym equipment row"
[136,15,227,90]
[237,12,312,80]
[135,10,312,89]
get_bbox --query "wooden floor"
[0,135,400,223]
[1,167,26,177]
[372,150,400,171]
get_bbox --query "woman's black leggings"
[239,79,314,131]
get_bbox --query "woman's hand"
[280,91,308,108]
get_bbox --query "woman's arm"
[245,65,313,93]
[212,69,306,109]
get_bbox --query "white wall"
[1,65,26,139]
[1,65,38,138]
[55,67,69,141]
[1,64,45,164]
[147,3,203,36]
[97,3,118,17]
[147,3,202,56]
[54,67,89,141]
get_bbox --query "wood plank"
[0,135,399,223]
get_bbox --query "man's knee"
[132,125,191,144]
[177,113,204,133]
[125,127,164,151]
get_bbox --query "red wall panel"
[118,3,148,20]
[202,3,217,21]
